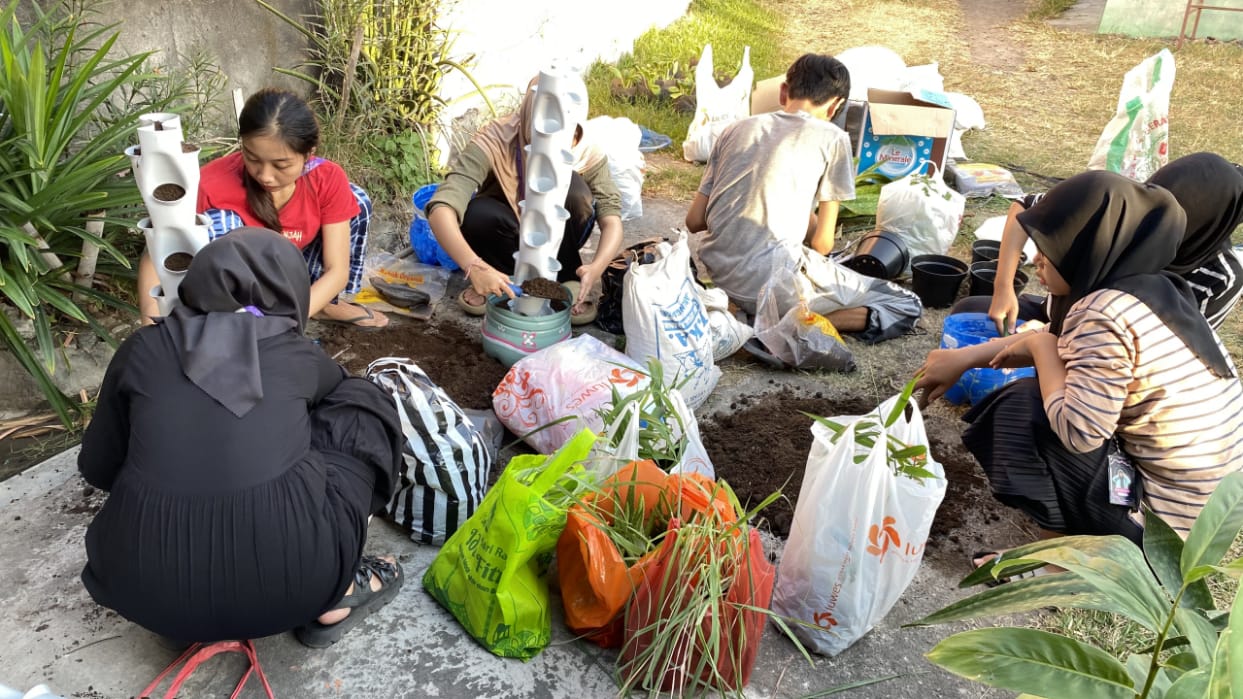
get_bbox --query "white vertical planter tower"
[511,66,588,316]
[126,113,210,315]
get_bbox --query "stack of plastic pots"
[125,113,208,315]
[510,66,587,317]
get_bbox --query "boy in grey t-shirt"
[686,54,921,343]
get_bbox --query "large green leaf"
[959,536,1169,631]
[1145,507,1215,610]
[1182,472,1243,576]
[913,572,1122,626]
[1175,606,1221,667]
[1164,667,1209,699]
[925,628,1134,699]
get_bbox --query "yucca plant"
[0,0,181,425]
[914,471,1243,699]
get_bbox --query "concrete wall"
[1099,0,1243,40]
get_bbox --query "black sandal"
[295,556,404,648]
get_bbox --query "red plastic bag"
[557,462,735,647]
[619,519,774,693]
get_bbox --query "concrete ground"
[0,196,1020,698]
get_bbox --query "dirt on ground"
[307,304,1018,565]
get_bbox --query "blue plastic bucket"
[408,183,459,271]
[939,313,1036,405]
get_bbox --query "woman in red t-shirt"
[137,89,388,328]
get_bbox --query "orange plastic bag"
[557,461,734,647]
[619,520,775,694]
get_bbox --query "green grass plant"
[585,0,790,145]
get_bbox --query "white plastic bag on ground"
[943,91,986,160]
[1087,49,1175,182]
[586,116,645,220]
[754,257,856,371]
[367,358,493,545]
[771,393,947,656]
[834,46,906,102]
[697,285,753,360]
[595,390,714,479]
[622,230,721,408]
[683,44,753,163]
[493,335,650,454]
[875,172,966,269]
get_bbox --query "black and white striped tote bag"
[367,357,492,545]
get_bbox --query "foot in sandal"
[295,555,404,648]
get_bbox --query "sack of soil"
[367,357,493,546]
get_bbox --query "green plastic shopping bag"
[422,428,595,660]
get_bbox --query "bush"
[0,0,186,425]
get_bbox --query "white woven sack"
[621,230,721,409]
[367,357,492,546]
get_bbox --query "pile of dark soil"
[521,277,571,301]
[311,317,507,411]
[702,392,1004,548]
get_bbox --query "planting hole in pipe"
[181,142,199,154]
[523,226,550,247]
[528,152,557,194]
[164,252,194,273]
[153,183,186,202]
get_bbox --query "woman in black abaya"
[79,227,403,647]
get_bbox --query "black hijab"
[1017,170,1233,378]
[160,227,311,417]
[1146,152,1243,275]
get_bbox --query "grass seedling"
[595,359,697,472]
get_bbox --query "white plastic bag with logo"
[1087,49,1175,182]
[683,44,754,163]
[622,230,721,409]
[875,172,966,270]
[493,335,650,454]
[771,393,946,656]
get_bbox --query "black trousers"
[460,172,596,283]
[961,378,1144,546]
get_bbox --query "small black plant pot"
[969,260,1029,297]
[911,254,969,308]
[971,239,1000,264]
[842,231,909,280]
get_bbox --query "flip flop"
[312,304,388,329]
[295,556,404,648]
[457,289,487,317]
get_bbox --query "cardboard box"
[750,73,867,156]
[857,88,956,179]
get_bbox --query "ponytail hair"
[237,89,319,231]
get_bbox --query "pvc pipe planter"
[129,112,208,314]
[510,66,588,317]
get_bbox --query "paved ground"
[0,197,1020,698]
